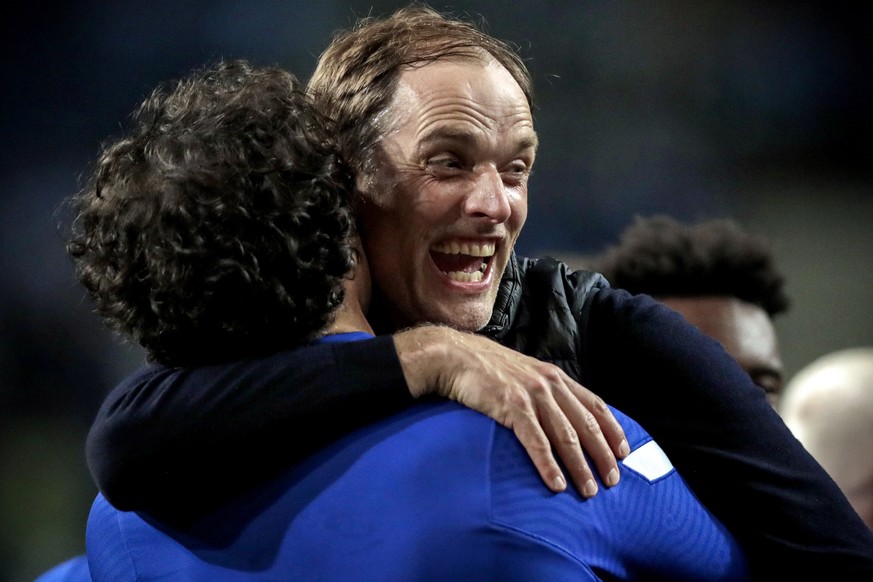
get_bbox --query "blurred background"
[1,1,870,579]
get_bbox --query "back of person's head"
[780,347,873,529]
[66,59,355,366]
[307,4,532,179]
[593,214,789,317]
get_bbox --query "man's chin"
[386,284,498,331]
[425,300,494,332]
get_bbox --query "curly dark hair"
[593,215,790,317]
[66,60,355,366]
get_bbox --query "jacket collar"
[481,250,522,338]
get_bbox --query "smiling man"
[357,57,534,330]
[85,5,873,579]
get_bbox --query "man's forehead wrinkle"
[412,93,531,126]
[415,98,492,138]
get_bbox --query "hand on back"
[394,325,629,497]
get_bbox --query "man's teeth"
[447,270,484,282]
[431,241,493,282]
[431,241,495,257]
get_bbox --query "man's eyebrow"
[418,127,539,153]
[418,127,478,148]
[517,133,539,152]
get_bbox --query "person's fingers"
[521,366,603,496]
[508,407,569,493]
[536,396,601,497]
[563,375,630,461]
[501,367,601,498]
[411,329,628,497]
[550,381,619,491]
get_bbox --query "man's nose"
[463,166,511,223]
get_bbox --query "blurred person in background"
[780,347,873,530]
[593,214,789,407]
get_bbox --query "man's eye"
[752,373,782,398]
[428,157,462,169]
[501,162,531,184]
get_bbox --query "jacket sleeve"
[86,335,414,523]
[584,288,873,579]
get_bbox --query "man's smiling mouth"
[430,241,495,282]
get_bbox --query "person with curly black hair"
[67,59,357,367]
[592,215,789,406]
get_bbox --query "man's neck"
[325,300,375,336]
[365,291,400,335]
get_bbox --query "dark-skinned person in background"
[592,214,789,407]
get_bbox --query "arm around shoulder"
[87,336,413,520]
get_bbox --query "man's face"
[358,57,536,331]
[659,296,784,407]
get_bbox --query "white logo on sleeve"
[621,440,674,482]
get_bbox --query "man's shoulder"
[513,254,608,310]
[514,254,608,287]
[485,254,612,371]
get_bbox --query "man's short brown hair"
[308,4,532,179]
